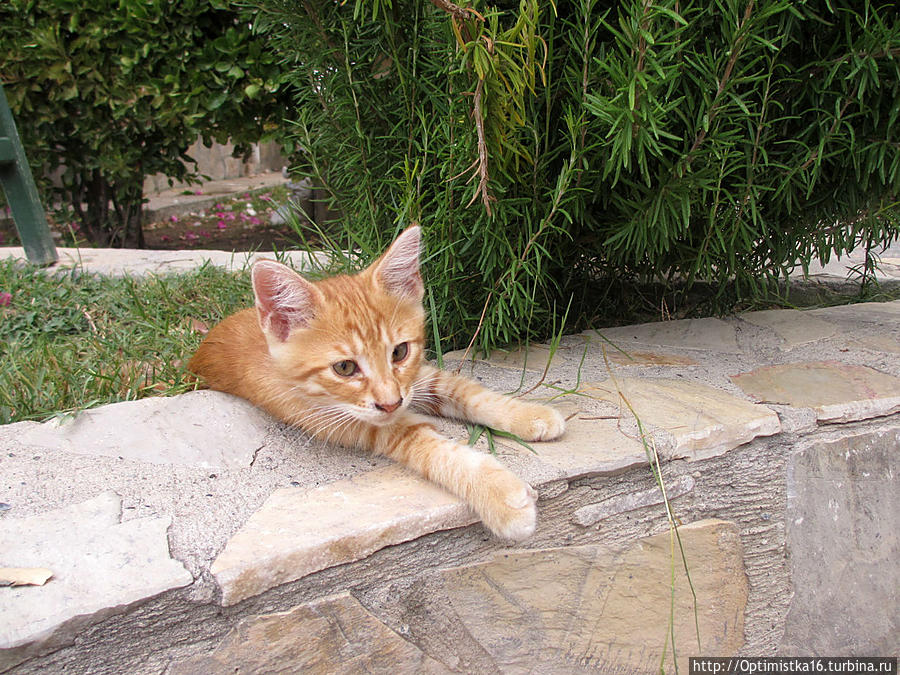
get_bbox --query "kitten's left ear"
[372,225,423,300]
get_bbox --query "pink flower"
[184,232,198,241]
[199,230,210,238]
[169,215,179,223]
[239,213,250,222]
[226,212,236,221]
[194,190,204,195]
[217,220,227,229]
[242,193,251,199]
[250,216,262,225]
[0,292,12,307]
[259,193,271,201]
[215,211,226,219]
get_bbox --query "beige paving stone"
[579,378,782,460]
[846,334,900,354]
[15,390,270,469]
[168,592,448,674]
[0,493,192,671]
[731,361,900,423]
[211,465,476,606]
[441,519,748,673]
[586,317,741,353]
[739,308,836,347]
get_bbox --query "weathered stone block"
[780,426,899,654]
[580,378,781,460]
[211,466,475,606]
[441,519,748,673]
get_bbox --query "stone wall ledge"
[1,300,898,672]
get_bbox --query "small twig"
[429,0,483,22]
[465,77,494,215]
[80,307,98,334]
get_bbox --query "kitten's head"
[250,226,426,426]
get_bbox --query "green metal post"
[0,82,57,266]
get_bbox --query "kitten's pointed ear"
[372,226,423,300]
[251,260,320,342]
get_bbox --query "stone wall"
[142,139,287,194]
[1,298,898,673]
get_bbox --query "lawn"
[0,259,253,424]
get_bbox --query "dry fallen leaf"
[0,567,53,587]
[186,317,210,334]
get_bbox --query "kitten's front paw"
[510,402,566,442]
[479,465,537,541]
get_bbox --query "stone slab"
[572,475,695,527]
[441,519,748,673]
[850,334,900,354]
[586,317,741,353]
[501,406,649,483]
[580,378,782,460]
[807,299,900,325]
[0,492,192,670]
[168,592,448,674]
[211,465,476,606]
[14,390,270,469]
[0,246,326,278]
[780,426,899,654]
[739,309,836,347]
[731,361,900,423]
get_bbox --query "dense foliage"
[0,0,289,246]
[251,0,900,353]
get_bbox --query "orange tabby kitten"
[188,226,564,540]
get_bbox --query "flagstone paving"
[0,242,898,672]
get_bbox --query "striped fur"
[188,227,565,540]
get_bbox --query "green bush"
[0,0,289,246]
[251,0,899,353]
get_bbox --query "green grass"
[0,258,253,424]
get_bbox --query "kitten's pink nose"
[375,399,402,414]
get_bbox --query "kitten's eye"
[332,360,358,377]
[392,342,409,363]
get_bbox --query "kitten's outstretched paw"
[479,468,537,541]
[510,403,566,442]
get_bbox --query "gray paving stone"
[168,592,448,674]
[14,390,270,469]
[739,308,836,347]
[586,316,741,353]
[780,426,899,654]
[441,519,748,673]
[211,465,476,606]
[806,299,900,325]
[731,361,900,423]
[0,492,192,671]
[572,474,695,527]
[580,378,782,460]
